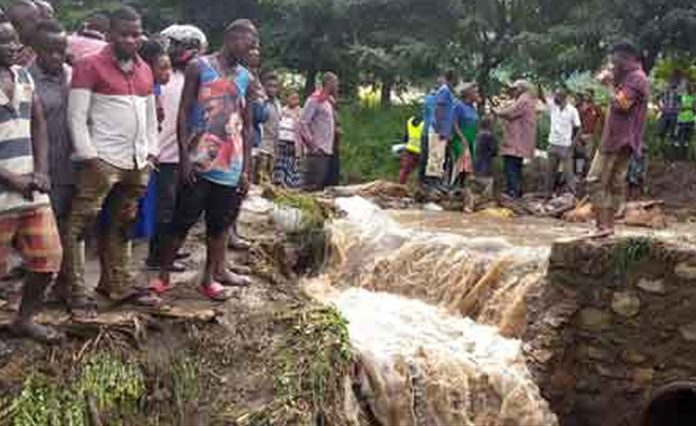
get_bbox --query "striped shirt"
[68,45,158,170]
[0,66,49,213]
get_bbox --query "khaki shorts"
[587,148,631,210]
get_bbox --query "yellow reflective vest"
[405,117,423,154]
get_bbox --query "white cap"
[160,24,208,50]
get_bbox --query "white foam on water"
[307,197,558,424]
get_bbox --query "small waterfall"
[327,197,549,338]
[304,197,558,425]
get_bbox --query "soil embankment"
[0,190,352,425]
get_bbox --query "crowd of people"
[400,41,656,237]
[0,1,343,345]
[0,0,688,348]
[658,70,696,161]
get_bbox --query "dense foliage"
[51,0,696,101]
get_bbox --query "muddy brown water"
[305,197,696,425]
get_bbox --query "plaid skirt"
[273,141,300,188]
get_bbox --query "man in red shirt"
[587,41,649,237]
[65,7,160,312]
[576,89,604,175]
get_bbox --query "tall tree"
[261,0,352,96]
[345,0,458,105]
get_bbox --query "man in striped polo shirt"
[65,7,160,311]
[0,19,63,344]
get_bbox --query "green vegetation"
[2,351,204,426]
[6,352,146,426]
[171,356,200,423]
[273,190,326,229]
[238,305,353,425]
[340,104,417,183]
[614,237,652,277]
[54,0,696,103]
[78,352,146,417]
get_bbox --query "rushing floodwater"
[304,197,558,425]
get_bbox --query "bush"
[339,104,418,184]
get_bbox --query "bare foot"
[228,233,252,251]
[215,269,252,287]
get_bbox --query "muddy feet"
[200,282,234,301]
[228,233,252,251]
[10,320,64,345]
[215,269,252,287]
[582,228,615,240]
[69,295,99,319]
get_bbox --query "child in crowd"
[131,38,173,248]
[274,91,302,187]
[139,38,172,130]
[260,71,282,184]
[474,116,498,201]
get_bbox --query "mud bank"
[0,191,353,425]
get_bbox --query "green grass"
[613,237,652,278]
[236,305,353,425]
[339,104,418,184]
[6,352,146,426]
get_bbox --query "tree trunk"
[380,78,394,107]
[642,47,660,75]
[303,68,318,98]
[476,65,492,112]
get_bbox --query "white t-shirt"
[547,99,581,147]
[157,71,186,163]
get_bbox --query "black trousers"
[503,155,524,199]
[148,164,178,262]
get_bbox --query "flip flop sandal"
[149,278,175,295]
[130,292,163,307]
[584,228,615,240]
[145,261,187,273]
[175,251,192,261]
[68,296,99,318]
[200,282,233,302]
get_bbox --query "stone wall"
[523,237,696,426]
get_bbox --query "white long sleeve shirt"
[68,45,158,170]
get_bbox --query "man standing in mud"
[0,18,63,344]
[588,41,649,238]
[151,19,257,301]
[66,7,161,311]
